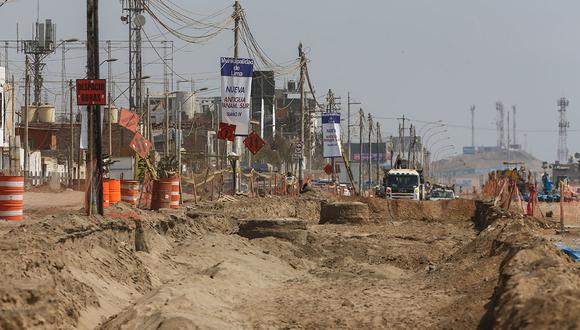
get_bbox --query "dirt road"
[0,195,578,329]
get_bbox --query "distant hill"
[433,150,543,174]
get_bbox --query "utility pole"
[177,101,182,176]
[368,113,373,189]
[61,44,66,118]
[376,122,381,182]
[164,92,170,156]
[347,92,361,161]
[4,42,8,79]
[230,0,240,191]
[10,75,15,168]
[24,56,30,180]
[69,80,74,184]
[233,1,240,58]
[146,88,151,141]
[358,108,364,195]
[298,43,306,188]
[87,0,103,215]
[397,115,407,163]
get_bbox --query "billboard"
[350,142,390,161]
[220,57,254,136]
[322,113,342,158]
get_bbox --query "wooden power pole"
[358,108,364,195]
[367,113,373,189]
[298,43,305,188]
[87,0,104,215]
[69,80,74,184]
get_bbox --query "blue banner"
[220,57,255,77]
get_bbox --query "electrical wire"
[139,0,233,44]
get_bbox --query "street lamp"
[425,129,447,149]
[418,120,443,137]
[433,145,455,161]
[428,136,451,151]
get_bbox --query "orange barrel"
[121,180,140,206]
[161,178,180,209]
[109,179,121,203]
[151,180,172,210]
[0,176,24,221]
[103,180,110,208]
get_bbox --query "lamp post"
[428,136,451,151]
[418,120,443,137]
[424,129,448,149]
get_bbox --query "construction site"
[0,0,579,329]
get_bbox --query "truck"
[383,168,422,200]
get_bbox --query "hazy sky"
[2,0,580,161]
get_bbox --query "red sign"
[129,132,153,158]
[243,131,266,155]
[218,122,236,141]
[118,108,140,133]
[324,164,333,175]
[76,79,106,105]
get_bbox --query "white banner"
[79,106,104,150]
[220,57,254,136]
[80,107,88,149]
[322,113,343,158]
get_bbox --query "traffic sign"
[76,79,106,105]
[294,141,304,155]
[118,108,139,133]
[243,131,266,155]
[129,132,152,158]
[324,164,333,175]
[217,122,236,141]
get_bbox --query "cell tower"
[121,0,145,114]
[22,19,56,105]
[496,102,505,149]
[557,97,570,162]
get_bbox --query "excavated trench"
[0,196,578,329]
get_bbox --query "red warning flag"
[218,122,236,141]
[243,131,266,155]
[130,132,153,158]
[118,108,140,133]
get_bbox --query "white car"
[429,189,456,201]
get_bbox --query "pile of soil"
[0,194,577,329]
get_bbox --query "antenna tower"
[496,102,505,149]
[557,97,570,162]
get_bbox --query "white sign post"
[220,57,254,136]
[322,113,343,158]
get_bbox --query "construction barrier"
[0,176,24,221]
[109,179,121,204]
[103,180,110,208]
[151,180,172,210]
[160,178,180,209]
[182,169,300,204]
[121,180,140,206]
[482,171,580,231]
